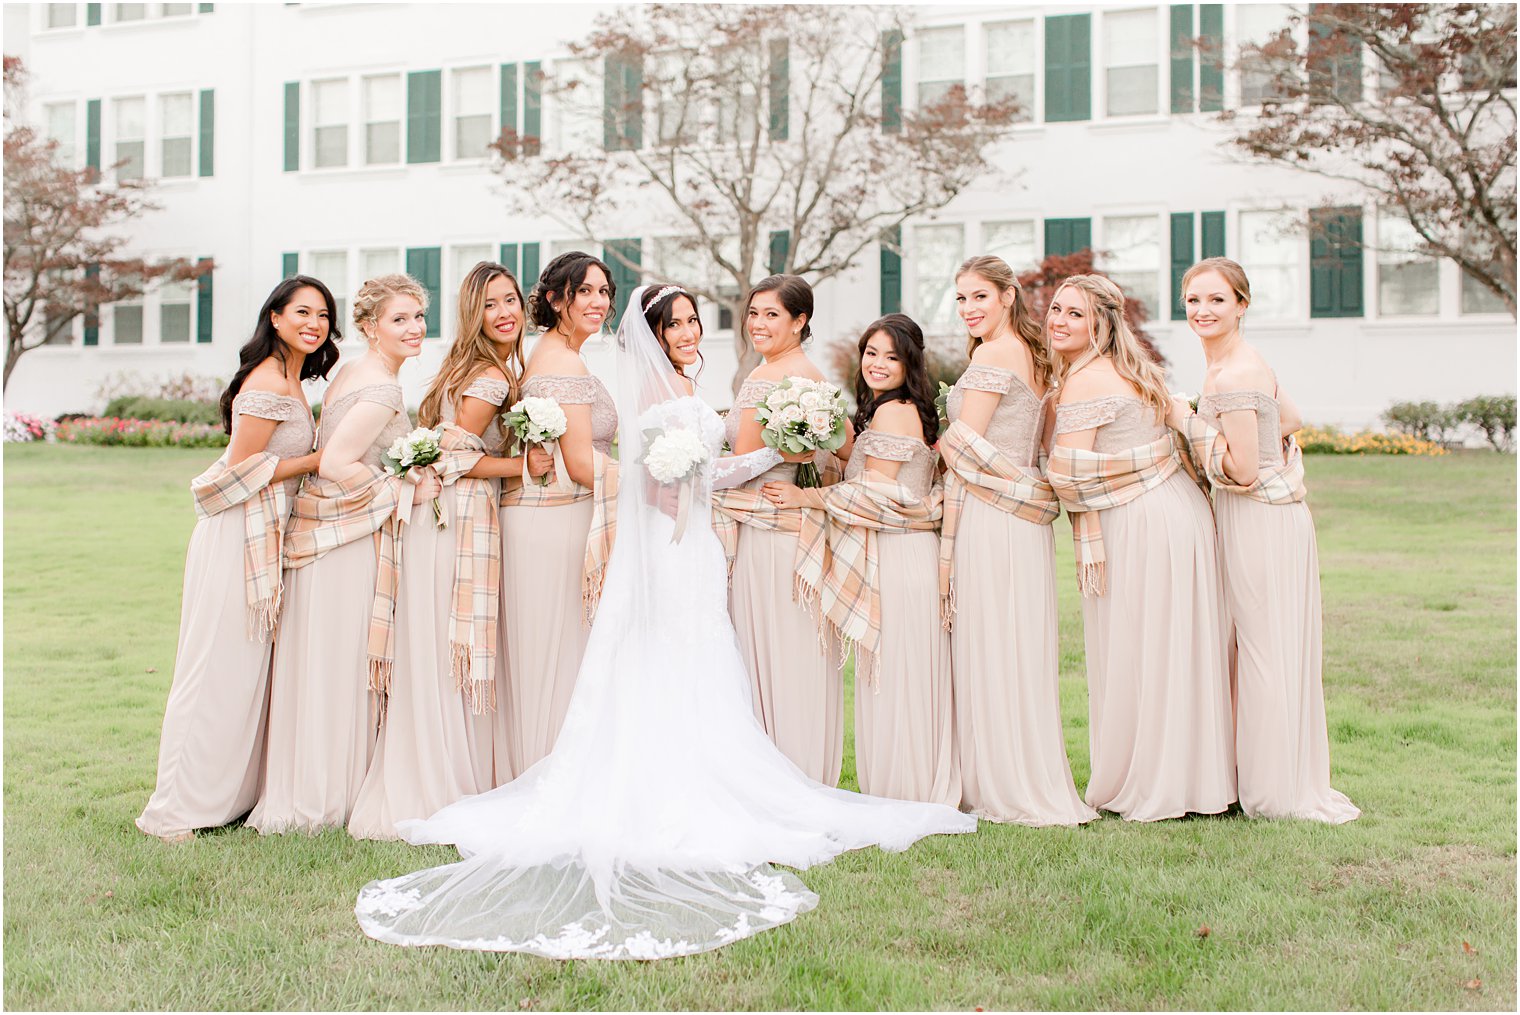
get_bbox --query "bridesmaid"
[250,274,440,833]
[349,262,549,837]
[719,275,847,787]
[1045,273,1235,822]
[763,314,959,806]
[137,276,337,842]
[940,256,1096,826]
[495,251,618,783]
[1171,257,1359,824]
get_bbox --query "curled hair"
[353,273,429,337]
[1181,256,1252,307]
[956,254,1053,391]
[218,275,341,433]
[526,250,614,334]
[641,283,704,380]
[1050,274,1171,413]
[852,314,939,442]
[419,262,526,428]
[745,274,813,346]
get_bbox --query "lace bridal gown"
[355,288,975,959]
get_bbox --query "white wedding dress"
[355,288,975,959]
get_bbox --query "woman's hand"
[761,481,807,509]
[526,445,555,479]
[1165,395,1193,431]
[409,465,442,502]
[779,448,815,464]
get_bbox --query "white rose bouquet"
[502,396,569,488]
[752,376,849,488]
[381,426,446,527]
[638,425,710,542]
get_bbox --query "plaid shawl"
[190,450,288,640]
[436,425,496,714]
[500,450,620,625]
[1047,435,1180,597]
[936,420,1060,630]
[283,465,412,705]
[1178,414,1308,505]
[811,475,943,692]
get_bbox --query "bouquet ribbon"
[522,439,573,493]
[671,479,693,544]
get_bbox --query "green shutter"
[881,30,903,134]
[282,252,298,277]
[86,3,101,26]
[523,62,542,155]
[1170,213,1195,320]
[499,243,519,278]
[1199,5,1224,111]
[406,246,442,336]
[879,226,902,315]
[1310,208,1363,318]
[282,82,299,172]
[603,54,643,150]
[769,230,790,276]
[1310,5,1363,104]
[198,3,213,12]
[198,89,214,177]
[500,63,518,152]
[83,264,100,346]
[602,56,620,150]
[1201,210,1226,258]
[1045,14,1092,122]
[407,70,442,164]
[624,56,643,149]
[1044,217,1092,257]
[768,39,789,141]
[521,242,541,285]
[85,99,101,173]
[603,238,641,327]
[1170,5,1195,114]
[196,257,213,343]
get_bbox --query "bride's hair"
[851,314,939,442]
[641,283,704,380]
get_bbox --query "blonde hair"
[1181,256,1252,307]
[352,273,429,339]
[419,262,525,428]
[1051,274,1170,413]
[956,254,1053,390]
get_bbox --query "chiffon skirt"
[729,523,844,787]
[950,497,1097,826]
[349,493,495,839]
[1215,493,1358,823]
[854,530,960,807]
[494,497,593,784]
[1081,471,1236,821]
[137,509,273,838]
[249,537,379,833]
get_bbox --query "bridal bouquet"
[639,425,710,542]
[502,396,568,487]
[934,381,952,438]
[753,377,849,488]
[382,426,446,527]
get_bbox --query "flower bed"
[1297,425,1447,456]
[53,416,228,449]
[4,412,57,443]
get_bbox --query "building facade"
[6,2,1514,424]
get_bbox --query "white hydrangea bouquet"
[381,426,446,527]
[638,425,710,542]
[502,396,569,488]
[752,376,849,488]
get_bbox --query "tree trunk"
[4,326,24,392]
[729,294,762,395]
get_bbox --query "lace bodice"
[443,375,511,456]
[844,430,938,499]
[318,382,410,469]
[232,390,314,496]
[637,396,783,491]
[946,365,1044,467]
[1055,394,1167,454]
[724,378,797,487]
[1197,390,1284,466]
[522,374,617,454]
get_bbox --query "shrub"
[53,417,228,449]
[94,369,224,405]
[1382,400,1464,445]
[101,396,221,425]
[1298,425,1447,456]
[1455,395,1516,452]
[4,412,56,443]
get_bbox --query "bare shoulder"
[527,344,588,378]
[241,359,290,395]
[1212,353,1274,396]
[1057,360,1132,404]
[870,399,926,441]
[471,364,509,384]
[970,337,1027,372]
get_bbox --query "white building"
[5,2,1514,424]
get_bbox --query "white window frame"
[911,222,966,336]
[1099,213,1163,316]
[915,25,967,108]
[1101,7,1162,118]
[158,278,195,344]
[111,300,145,345]
[44,101,79,169]
[44,3,79,30]
[361,73,402,166]
[451,65,495,161]
[1237,208,1305,321]
[158,91,195,179]
[1374,211,1439,318]
[983,19,1037,123]
[311,77,351,170]
[112,95,146,181]
[112,3,148,23]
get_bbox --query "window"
[312,78,349,169]
[1045,13,1092,122]
[552,58,602,153]
[1238,4,1293,105]
[159,92,193,177]
[45,102,77,167]
[113,4,147,21]
[654,52,695,145]
[361,248,399,281]
[1376,213,1437,316]
[1462,272,1508,314]
[46,4,77,28]
[1238,210,1300,318]
[1102,215,1161,314]
[113,97,145,180]
[1105,8,1159,116]
[310,251,349,326]
[113,303,144,344]
[160,3,192,15]
[450,244,492,331]
[916,26,965,106]
[362,74,401,165]
[913,223,964,335]
[159,279,194,343]
[713,47,758,146]
[452,66,493,159]
[983,220,1036,273]
[985,20,1035,121]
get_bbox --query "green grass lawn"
[4,445,1515,1011]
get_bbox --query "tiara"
[649,285,687,307]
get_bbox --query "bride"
[355,284,975,960]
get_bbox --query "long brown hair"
[418,261,526,427]
[852,314,939,442]
[956,254,1052,391]
[1050,273,1170,413]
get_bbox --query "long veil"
[354,287,974,960]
